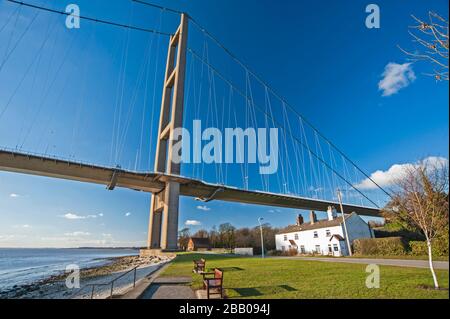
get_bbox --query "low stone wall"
[139,249,177,258]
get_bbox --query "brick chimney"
[327,206,337,221]
[296,214,304,226]
[310,211,317,224]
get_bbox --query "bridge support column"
[147,194,163,248]
[146,14,188,251]
[160,181,180,250]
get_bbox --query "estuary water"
[0,248,139,291]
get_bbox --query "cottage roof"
[277,213,355,235]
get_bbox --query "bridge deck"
[0,150,381,216]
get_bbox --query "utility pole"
[258,217,265,258]
[337,189,353,256]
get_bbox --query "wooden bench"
[193,258,206,273]
[202,268,224,299]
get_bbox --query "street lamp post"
[337,189,353,256]
[258,217,265,258]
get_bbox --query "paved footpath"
[119,263,196,300]
[270,256,449,270]
[139,277,196,299]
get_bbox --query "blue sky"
[0,0,448,247]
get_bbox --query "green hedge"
[353,237,408,256]
[410,238,449,257]
[354,236,449,257]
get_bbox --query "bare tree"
[192,229,209,238]
[178,227,191,251]
[399,11,449,81]
[219,223,236,250]
[384,159,449,288]
[209,225,218,248]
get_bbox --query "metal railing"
[70,266,139,299]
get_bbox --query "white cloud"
[378,62,416,96]
[98,213,104,217]
[356,156,448,190]
[196,205,211,211]
[9,193,20,198]
[61,213,102,220]
[185,220,201,226]
[64,231,90,237]
[268,209,282,213]
[125,212,131,217]
[62,213,85,220]
[12,224,31,229]
[422,156,448,167]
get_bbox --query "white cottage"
[275,207,374,256]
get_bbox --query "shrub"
[267,249,298,256]
[353,237,408,256]
[287,248,298,256]
[409,241,429,256]
[267,250,282,256]
[409,238,449,257]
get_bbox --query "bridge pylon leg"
[147,192,163,248]
[160,181,180,250]
[145,14,188,252]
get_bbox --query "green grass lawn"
[161,253,449,299]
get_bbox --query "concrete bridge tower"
[145,14,188,252]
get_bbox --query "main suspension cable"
[6,0,172,36]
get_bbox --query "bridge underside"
[0,149,381,217]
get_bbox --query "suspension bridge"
[0,0,389,252]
